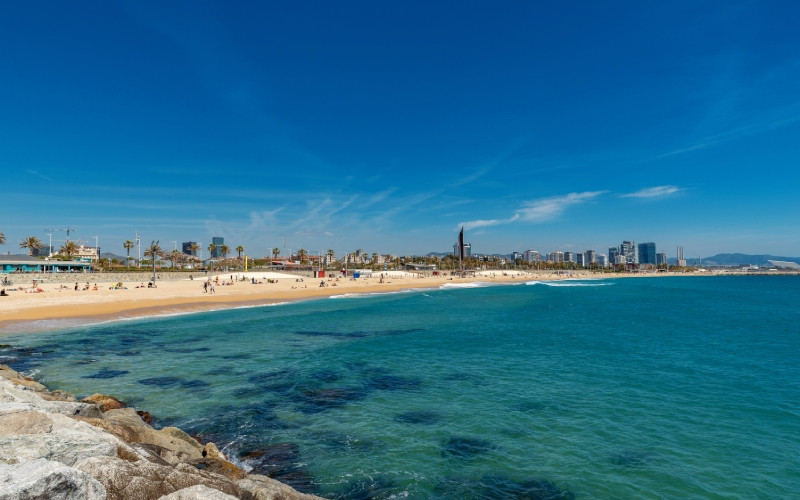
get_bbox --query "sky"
[2,1,800,259]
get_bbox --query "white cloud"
[458,215,519,231]
[621,185,681,198]
[457,190,604,230]
[516,191,606,221]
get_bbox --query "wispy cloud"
[458,190,605,230]
[515,191,606,221]
[459,216,519,231]
[620,185,681,198]
[26,169,53,182]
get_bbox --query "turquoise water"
[2,276,798,498]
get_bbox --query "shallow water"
[3,276,798,498]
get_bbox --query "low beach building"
[0,255,91,274]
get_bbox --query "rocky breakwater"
[0,364,323,499]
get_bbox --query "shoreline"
[2,270,794,335]
[0,270,544,334]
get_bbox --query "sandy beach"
[0,269,591,334]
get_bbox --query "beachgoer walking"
[203,281,208,293]
[210,283,215,293]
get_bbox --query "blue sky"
[3,1,799,259]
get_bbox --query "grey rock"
[101,409,203,463]
[0,458,106,499]
[0,378,101,418]
[0,410,132,466]
[75,456,240,500]
[158,484,238,499]
[237,474,324,500]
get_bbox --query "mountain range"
[682,253,800,267]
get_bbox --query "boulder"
[75,456,241,500]
[40,389,79,402]
[237,474,324,500]
[0,364,24,381]
[159,484,239,499]
[0,409,135,466]
[203,442,225,460]
[187,457,247,482]
[9,377,49,392]
[0,379,101,418]
[82,393,127,412]
[101,409,204,464]
[0,458,106,499]
[0,409,53,435]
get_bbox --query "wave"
[526,280,613,287]
[438,282,492,289]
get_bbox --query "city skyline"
[3,2,799,258]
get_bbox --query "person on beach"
[74,282,79,291]
[203,281,208,293]
[210,283,215,293]
[0,289,6,296]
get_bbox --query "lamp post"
[135,232,141,269]
[151,241,159,283]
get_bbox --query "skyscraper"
[638,242,656,266]
[212,237,224,258]
[621,240,637,264]
[182,241,197,256]
[609,246,620,266]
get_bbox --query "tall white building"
[523,250,540,263]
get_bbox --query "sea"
[1,275,798,499]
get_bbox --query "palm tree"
[207,243,217,260]
[297,248,308,264]
[236,245,244,260]
[20,236,43,256]
[60,241,78,260]
[144,241,162,281]
[326,249,335,267]
[0,231,6,245]
[171,249,181,269]
[220,244,230,261]
[189,242,200,257]
[144,241,162,261]
[272,247,280,260]
[123,240,135,267]
[372,252,379,269]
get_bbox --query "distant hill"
[686,253,800,267]
[99,252,127,261]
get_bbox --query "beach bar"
[0,255,91,274]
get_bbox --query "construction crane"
[44,226,77,241]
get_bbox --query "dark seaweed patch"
[331,476,398,500]
[180,379,210,390]
[394,410,441,425]
[232,386,263,398]
[239,442,318,493]
[83,369,129,379]
[248,369,297,395]
[294,330,369,338]
[434,474,575,499]
[116,350,141,357]
[220,353,253,360]
[610,449,653,468]
[163,346,212,353]
[441,436,495,459]
[137,376,184,387]
[310,370,341,382]
[364,374,422,391]
[297,387,368,414]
